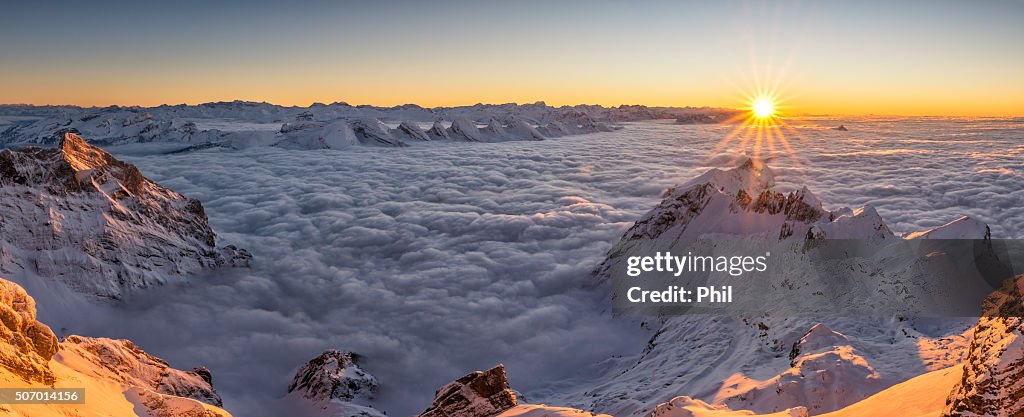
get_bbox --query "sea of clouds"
[28,117,1024,416]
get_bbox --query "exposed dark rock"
[418,364,517,417]
[944,274,1024,416]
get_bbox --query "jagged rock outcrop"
[286,350,384,417]
[0,133,251,299]
[418,365,517,417]
[349,118,404,146]
[288,350,378,403]
[0,278,58,385]
[426,120,451,140]
[395,121,430,141]
[0,277,229,416]
[944,274,1024,416]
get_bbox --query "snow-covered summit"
[285,349,384,417]
[607,157,988,245]
[0,133,251,299]
[603,158,825,251]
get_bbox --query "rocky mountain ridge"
[0,133,250,299]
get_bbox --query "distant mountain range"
[0,102,740,151]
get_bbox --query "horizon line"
[0,100,1020,119]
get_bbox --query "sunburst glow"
[706,74,808,177]
[752,97,775,119]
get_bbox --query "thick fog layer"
[26,117,1024,417]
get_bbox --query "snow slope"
[819,366,961,417]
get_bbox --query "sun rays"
[707,75,809,174]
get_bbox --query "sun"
[752,97,775,119]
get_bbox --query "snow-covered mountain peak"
[684,157,776,196]
[287,350,378,404]
[284,349,385,417]
[606,159,824,245]
[0,134,251,299]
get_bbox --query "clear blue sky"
[1,0,1021,115]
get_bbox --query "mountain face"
[944,274,1024,417]
[557,158,988,416]
[0,277,231,417]
[286,350,384,417]
[0,133,250,299]
[418,365,518,417]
